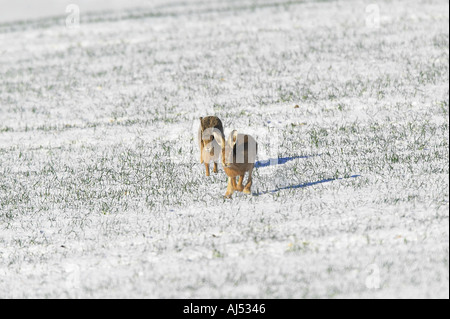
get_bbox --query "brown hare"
[198,116,225,176]
[213,130,258,198]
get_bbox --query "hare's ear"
[199,117,204,131]
[229,130,238,145]
[213,131,225,148]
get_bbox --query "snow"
[0,0,448,298]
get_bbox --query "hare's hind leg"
[224,177,236,198]
[200,141,204,164]
[236,174,245,192]
[204,163,210,176]
[213,162,218,174]
[243,166,254,194]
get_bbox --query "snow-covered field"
[0,0,448,298]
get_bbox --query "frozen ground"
[0,0,448,298]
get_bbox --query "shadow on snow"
[254,154,320,169]
[253,155,360,196]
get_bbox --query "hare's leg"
[236,174,245,192]
[224,177,236,198]
[213,162,218,174]
[231,177,238,190]
[200,143,204,164]
[204,163,210,176]
[243,166,254,194]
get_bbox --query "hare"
[213,130,258,198]
[198,116,225,176]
